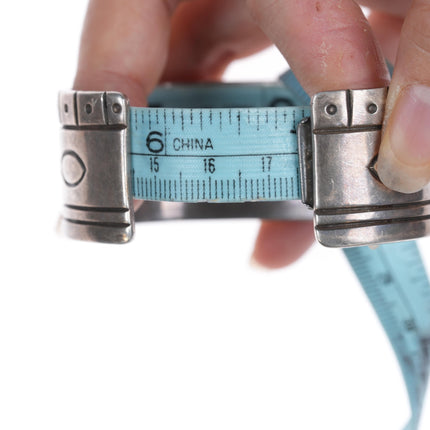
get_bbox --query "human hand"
[73,1,425,269]
[252,0,430,268]
[364,1,430,195]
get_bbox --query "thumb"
[376,0,430,193]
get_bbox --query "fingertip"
[377,85,430,193]
[375,1,430,194]
[251,221,314,269]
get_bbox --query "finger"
[247,0,389,268]
[163,0,271,82]
[376,0,430,193]
[368,11,404,64]
[73,0,180,106]
[359,0,412,17]
[246,0,389,95]
[73,0,183,212]
[252,221,315,269]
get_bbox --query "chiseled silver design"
[58,91,134,243]
[299,87,430,247]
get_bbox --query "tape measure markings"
[344,243,430,429]
[131,168,299,202]
[130,107,307,154]
[129,106,309,203]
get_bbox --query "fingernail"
[376,85,430,193]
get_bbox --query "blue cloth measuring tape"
[129,106,307,203]
[128,70,430,429]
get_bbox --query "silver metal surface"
[307,87,430,247]
[58,91,134,244]
[135,201,313,222]
[298,117,313,208]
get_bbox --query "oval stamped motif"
[62,151,86,187]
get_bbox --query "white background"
[1,1,430,429]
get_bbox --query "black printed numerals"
[150,157,159,172]
[204,158,216,174]
[261,156,272,172]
